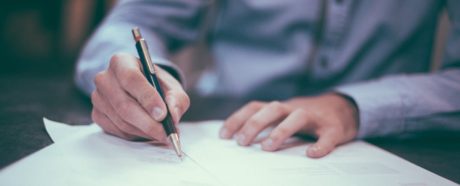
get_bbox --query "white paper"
[0,119,221,186]
[182,122,458,186]
[0,119,456,186]
[43,118,88,143]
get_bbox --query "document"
[0,119,456,186]
[0,119,221,186]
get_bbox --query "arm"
[75,0,210,95]
[336,0,460,138]
[76,0,209,141]
[218,1,460,158]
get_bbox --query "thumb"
[165,91,190,125]
[306,130,339,158]
[156,65,190,126]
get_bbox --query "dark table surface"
[0,73,459,184]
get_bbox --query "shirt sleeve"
[75,0,210,95]
[335,0,460,138]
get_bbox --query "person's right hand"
[91,53,190,142]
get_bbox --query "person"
[75,0,460,158]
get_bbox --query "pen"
[131,27,183,158]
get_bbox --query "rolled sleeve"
[75,0,208,95]
[335,69,460,139]
[335,80,408,139]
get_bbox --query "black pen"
[131,27,183,158]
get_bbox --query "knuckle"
[109,53,128,68]
[181,92,191,111]
[293,108,308,117]
[93,72,107,87]
[176,91,191,112]
[121,69,142,88]
[269,101,282,107]
[246,117,264,129]
[291,109,312,125]
[248,101,263,109]
[90,91,97,100]
[268,101,286,114]
[90,91,98,105]
[166,90,190,113]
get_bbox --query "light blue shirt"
[75,0,460,138]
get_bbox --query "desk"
[0,74,459,184]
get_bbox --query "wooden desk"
[0,74,459,184]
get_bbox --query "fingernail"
[262,138,274,151]
[236,134,246,145]
[152,107,163,121]
[219,127,229,138]
[309,145,319,152]
[307,145,320,157]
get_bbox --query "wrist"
[329,92,360,134]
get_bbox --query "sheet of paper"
[180,122,458,186]
[43,118,87,143]
[0,119,221,186]
[0,119,456,186]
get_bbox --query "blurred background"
[0,0,451,88]
[0,0,452,128]
[0,0,211,90]
[0,0,115,77]
[0,0,119,168]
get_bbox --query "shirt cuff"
[334,81,407,139]
[153,57,185,86]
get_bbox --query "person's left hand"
[219,93,359,158]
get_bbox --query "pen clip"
[138,40,156,75]
[132,27,156,75]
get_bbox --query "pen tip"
[169,133,183,159]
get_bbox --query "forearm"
[75,0,209,95]
[336,69,460,138]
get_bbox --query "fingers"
[221,101,339,158]
[164,91,190,125]
[91,90,149,139]
[259,108,340,158]
[220,101,264,139]
[219,95,357,158]
[108,53,167,122]
[91,53,191,142]
[306,130,340,158]
[93,60,167,141]
[261,109,313,151]
[109,53,190,126]
[92,108,136,140]
[157,66,190,125]
[235,101,289,146]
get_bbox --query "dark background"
[0,0,459,184]
[0,0,113,76]
[0,0,114,172]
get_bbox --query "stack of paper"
[0,119,456,186]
